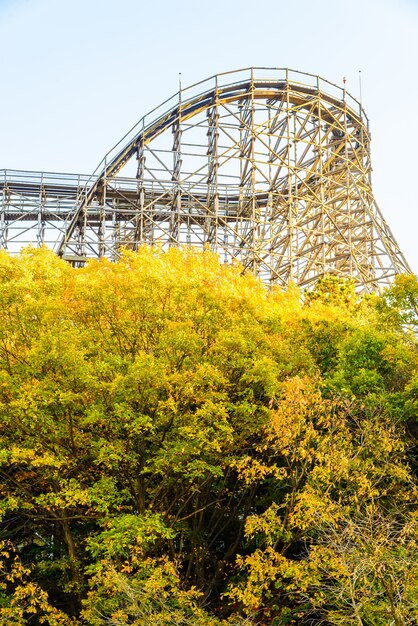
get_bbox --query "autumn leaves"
[0,247,417,624]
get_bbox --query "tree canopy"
[0,246,418,625]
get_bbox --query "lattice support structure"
[0,68,411,292]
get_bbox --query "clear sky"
[0,0,417,272]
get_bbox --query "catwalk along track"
[0,68,411,292]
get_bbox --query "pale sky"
[0,0,417,272]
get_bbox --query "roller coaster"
[0,68,411,291]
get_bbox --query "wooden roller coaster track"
[0,68,411,291]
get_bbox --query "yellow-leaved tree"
[0,247,417,624]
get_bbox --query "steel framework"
[0,68,411,291]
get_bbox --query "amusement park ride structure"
[0,68,411,292]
